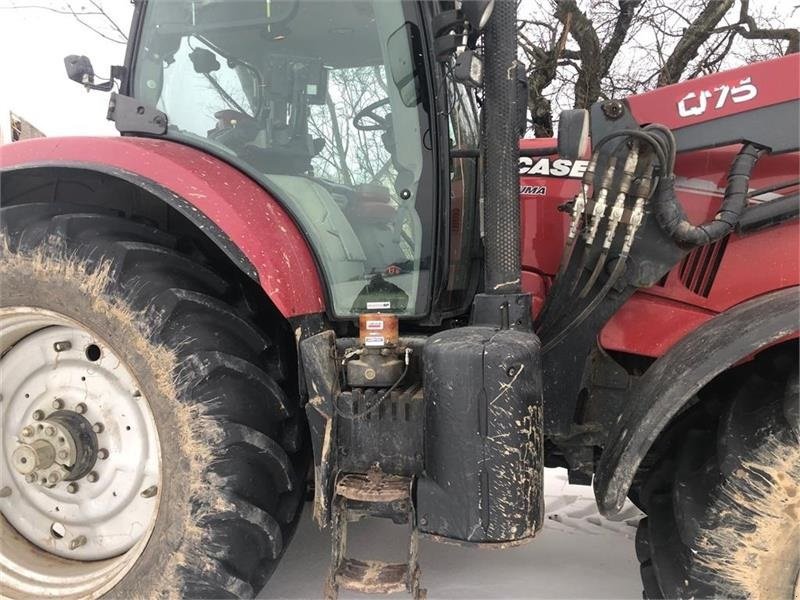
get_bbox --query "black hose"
[594,129,668,172]
[542,255,627,353]
[653,143,764,246]
[643,124,676,173]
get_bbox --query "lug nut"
[48,472,61,484]
[21,426,33,438]
[0,486,12,498]
[52,398,64,410]
[98,448,109,460]
[53,341,72,352]
[92,423,104,434]
[140,485,158,498]
[32,410,45,421]
[87,472,99,483]
[57,450,69,460]
[75,403,87,415]
[66,483,79,494]
[69,535,87,550]
[25,473,36,483]
[45,426,56,437]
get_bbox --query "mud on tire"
[634,363,800,599]
[0,203,307,598]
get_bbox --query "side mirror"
[64,55,95,86]
[461,0,495,32]
[64,54,117,92]
[557,109,590,161]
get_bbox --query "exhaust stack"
[482,0,521,294]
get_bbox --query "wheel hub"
[11,409,97,486]
[1,319,160,562]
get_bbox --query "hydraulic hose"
[542,255,627,353]
[542,161,655,351]
[653,143,764,246]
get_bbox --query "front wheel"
[635,366,800,599]
[0,205,306,598]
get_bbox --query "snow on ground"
[264,468,643,599]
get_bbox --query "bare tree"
[1,1,127,44]
[519,0,799,137]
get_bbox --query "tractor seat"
[347,184,397,224]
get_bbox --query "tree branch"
[4,1,126,44]
[657,0,735,86]
[555,0,603,108]
[86,0,127,41]
[601,0,643,71]
[737,0,799,54]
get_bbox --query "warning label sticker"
[366,320,384,330]
[364,336,385,347]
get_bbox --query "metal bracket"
[106,93,167,135]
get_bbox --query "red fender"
[1,136,325,318]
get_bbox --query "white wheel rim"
[0,307,162,598]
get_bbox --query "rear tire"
[0,203,307,598]
[634,368,800,599]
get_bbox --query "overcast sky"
[0,1,797,141]
[0,0,135,140]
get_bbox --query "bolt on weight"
[53,341,72,352]
[32,410,45,421]
[66,483,79,494]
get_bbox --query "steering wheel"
[353,97,390,131]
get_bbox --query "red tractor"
[1,1,797,598]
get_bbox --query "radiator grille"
[678,237,729,297]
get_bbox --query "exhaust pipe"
[482,0,521,295]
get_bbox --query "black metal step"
[336,472,411,503]
[335,558,412,594]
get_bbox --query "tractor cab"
[126,0,481,322]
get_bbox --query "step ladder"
[324,467,425,599]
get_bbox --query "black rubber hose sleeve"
[653,143,763,247]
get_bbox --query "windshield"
[133,0,432,318]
